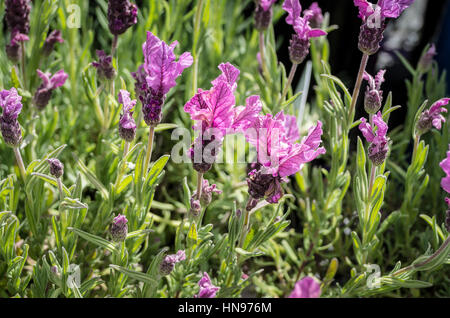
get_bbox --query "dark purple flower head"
[107,0,138,35]
[92,50,116,81]
[47,158,64,178]
[190,197,202,217]
[118,89,137,142]
[359,111,389,166]
[159,250,186,276]
[418,44,437,74]
[43,30,64,56]
[5,31,29,63]
[0,88,23,147]
[110,214,128,242]
[289,276,321,298]
[5,0,31,35]
[282,0,327,64]
[363,70,385,114]
[131,65,148,102]
[33,69,68,110]
[354,0,414,55]
[254,0,277,31]
[417,98,449,135]
[195,272,220,298]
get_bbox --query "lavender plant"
[0,0,449,299]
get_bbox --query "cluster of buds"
[33,70,68,110]
[92,50,116,81]
[190,179,222,217]
[107,0,138,36]
[363,70,385,114]
[110,214,128,242]
[416,98,449,136]
[159,250,186,276]
[48,158,64,178]
[0,88,23,147]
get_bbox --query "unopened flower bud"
[5,32,28,64]
[47,158,64,178]
[418,44,436,74]
[43,30,64,56]
[358,23,385,56]
[364,89,382,114]
[190,197,201,217]
[110,214,128,242]
[92,50,116,81]
[51,265,59,274]
[159,250,186,276]
[254,4,273,31]
[289,34,310,65]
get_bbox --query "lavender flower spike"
[0,88,23,147]
[5,31,29,64]
[43,30,64,56]
[118,89,137,142]
[416,98,449,135]
[48,158,64,178]
[110,214,128,242]
[141,31,193,126]
[107,0,138,36]
[440,147,450,232]
[359,111,389,166]
[363,69,385,114]
[33,69,68,110]
[354,0,414,55]
[92,50,116,81]
[159,250,186,276]
[254,0,276,31]
[195,272,220,298]
[289,276,321,298]
[5,0,31,35]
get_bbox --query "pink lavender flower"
[92,50,116,81]
[0,88,23,147]
[5,31,29,63]
[289,276,321,298]
[184,62,261,173]
[363,69,386,114]
[43,30,64,56]
[195,272,220,298]
[5,0,31,35]
[303,2,323,29]
[441,149,450,231]
[416,98,449,135]
[359,111,389,165]
[282,0,327,64]
[254,0,277,31]
[159,250,186,276]
[47,158,64,178]
[138,31,193,126]
[418,44,437,74]
[118,90,137,142]
[33,69,68,110]
[110,214,128,242]
[245,111,325,204]
[354,0,414,55]
[107,0,138,35]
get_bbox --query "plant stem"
[13,147,26,181]
[412,134,420,162]
[196,172,203,200]
[280,63,298,104]
[111,35,118,57]
[20,42,26,89]
[144,125,155,175]
[114,141,130,190]
[259,31,269,81]
[367,164,376,202]
[57,177,64,202]
[348,53,369,122]
[295,242,314,282]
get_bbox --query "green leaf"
[68,227,119,254]
[109,265,157,285]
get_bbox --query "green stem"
[259,31,269,81]
[191,0,204,96]
[20,41,26,89]
[13,147,26,181]
[57,177,64,203]
[348,53,369,122]
[196,172,203,200]
[412,134,420,162]
[280,63,298,104]
[114,141,130,190]
[144,125,155,175]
